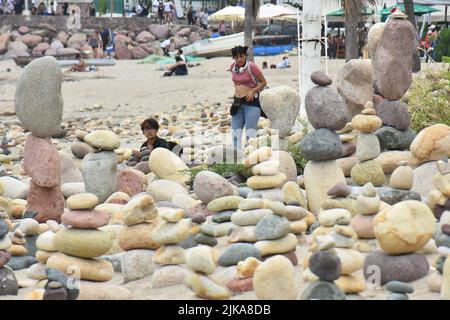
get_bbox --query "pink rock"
[136,31,156,43]
[17,34,43,48]
[350,214,376,239]
[185,204,214,218]
[56,31,69,45]
[45,48,58,56]
[130,46,149,59]
[115,33,132,44]
[177,27,191,37]
[0,34,10,55]
[134,161,150,174]
[61,210,110,229]
[18,26,30,34]
[114,40,132,60]
[117,168,145,196]
[226,277,253,292]
[24,134,61,188]
[372,94,385,109]
[67,33,87,50]
[174,38,190,50]
[27,181,64,223]
[32,42,50,56]
[148,25,170,40]
[138,43,154,55]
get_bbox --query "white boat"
[181,32,244,58]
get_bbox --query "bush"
[184,163,250,188]
[288,143,307,176]
[435,28,450,62]
[404,68,450,132]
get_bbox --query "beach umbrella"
[380,3,441,16]
[258,3,299,19]
[208,6,245,22]
[327,6,375,17]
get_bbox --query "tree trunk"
[344,0,363,61]
[404,0,421,72]
[244,0,254,61]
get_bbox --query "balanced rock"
[54,228,113,258]
[193,171,234,204]
[374,100,411,131]
[15,56,63,138]
[299,129,343,161]
[148,148,189,185]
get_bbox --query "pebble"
[121,249,156,283]
[199,222,234,237]
[19,218,39,235]
[218,243,261,267]
[61,182,85,198]
[335,274,366,293]
[351,160,386,187]
[185,273,230,300]
[390,164,414,190]
[151,265,190,288]
[0,219,9,238]
[123,195,158,226]
[212,210,235,223]
[159,208,185,222]
[70,142,94,159]
[6,256,38,270]
[194,233,218,247]
[0,266,19,296]
[207,196,243,212]
[151,219,190,245]
[0,250,12,268]
[227,226,257,243]
[247,173,287,190]
[309,250,341,281]
[375,126,417,151]
[253,255,298,300]
[254,233,297,256]
[299,128,343,161]
[386,281,414,294]
[351,114,382,133]
[311,71,332,86]
[78,282,131,300]
[185,246,216,274]
[255,214,290,240]
[152,245,186,265]
[61,209,110,229]
[356,133,381,161]
[226,277,253,292]
[231,209,273,226]
[318,209,352,227]
[334,248,364,275]
[193,171,234,204]
[237,257,261,278]
[283,181,307,208]
[387,292,409,300]
[84,130,120,151]
[54,228,113,259]
[300,280,345,300]
[118,221,161,251]
[327,182,350,198]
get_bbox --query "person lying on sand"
[66,59,87,72]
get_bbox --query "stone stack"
[322,182,356,216]
[260,85,300,150]
[426,160,450,297]
[196,196,242,247]
[226,257,260,293]
[363,200,435,285]
[370,11,417,175]
[350,183,382,240]
[42,268,79,300]
[35,221,59,267]
[386,281,414,300]
[15,57,65,223]
[350,102,385,187]
[47,192,114,282]
[81,130,120,204]
[301,72,350,214]
[300,243,346,300]
[0,218,19,296]
[151,204,190,265]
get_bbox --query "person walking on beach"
[164,0,173,25]
[229,45,267,150]
[157,0,164,24]
[219,20,226,36]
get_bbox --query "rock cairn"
[80,130,120,203]
[0,218,19,296]
[350,102,385,187]
[15,57,65,223]
[350,183,381,240]
[363,200,435,285]
[426,160,450,298]
[386,281,414,300]
[301,72,350,214]
[48,192,114,282]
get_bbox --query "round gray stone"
[0,266,19,296]
[305,86,350,130]
[218,243,261,267]
[309,250,342,281]
[194,233,218,247]
[387,292,409,300]
[300,280,346,300]
[386,281,414,294]
[375,126,416,151]
[15,56,63,138]
[254,214,290,241]
[299,129,343,161]
[212,210,235,223]
[80,151,118,203]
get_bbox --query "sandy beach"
[1,55,448,301]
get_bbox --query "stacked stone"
[426,160,450,298]
[34,221,59,268]
[350,102,385,187]
[151,201,190,266]
[218,112,230,134]
[350,183,382,240]
[42,268,79,300]
[300,240,346,300]
[126,149,151,172]
[259,85,300,151]
[370,11,417,171]
[300,72,350,214]
[322,182,356,216]
[80,130,120,204]
[363,200,435,285]
[386,281,414,300]
[15,57,65,223]
[308,208,365,294]
[48,192,114,282]
[192,172,236,247]
[0,218,18,296]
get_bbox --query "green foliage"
[435,29,450,62]
[183,163,250,187]
[287,143,307,176]
[404,68,450,132]
[443,56,450,63]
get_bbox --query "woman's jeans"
[231,104,261,150]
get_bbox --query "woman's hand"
[246,89,255,102]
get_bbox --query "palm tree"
[243,0,260,62]
[404,0,421,72]
[342,0,378,61]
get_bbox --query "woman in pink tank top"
[229,46,267,150]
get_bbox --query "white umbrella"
[208,6,245,22]
[258,3,299,19]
